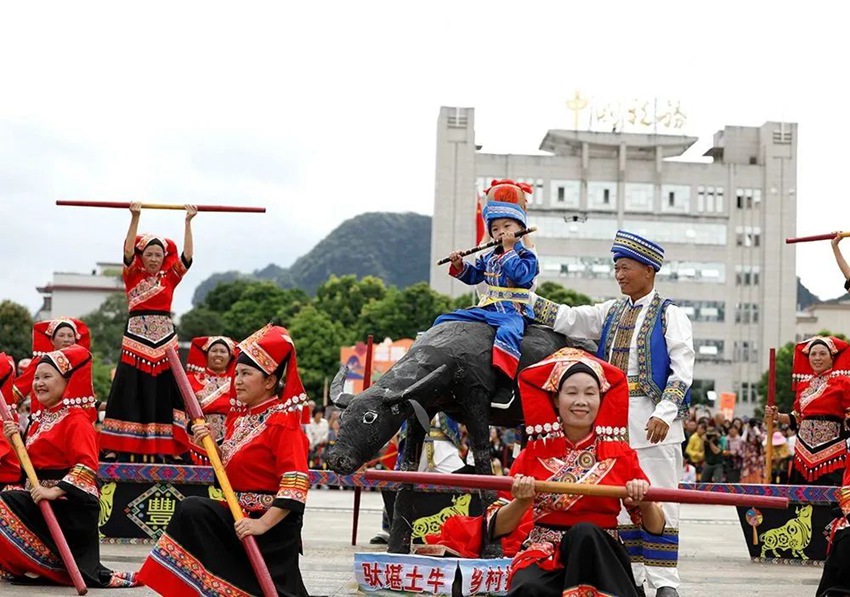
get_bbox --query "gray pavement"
[1,488,824,596]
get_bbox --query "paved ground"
[1,488,825,596]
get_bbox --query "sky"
[1,1,847,317]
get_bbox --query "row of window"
[477,178,764,215]
[694,339,760,363]
[528,215,728,246]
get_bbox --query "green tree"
[221,282,308,341]
[756,330,848,416]
[80,293,128,363]
[450,293,476,310]
[91,355,115,402]
[355,283,453,340]
[177,307,226,341]
[287,305,348,401]
[203,279,254,313]
[313,275,387,332]
[0,300,33,361]
[536,281,593,307]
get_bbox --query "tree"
[286,305,348,401]
[203,278,255,313]
[536,281,592,307]
[756,330,848,416]
[450,293,476,310]
[313,275,387,333]
[80,293,128,363]
[177,307,226,341]
[221,282,308,341]
[355,283,453,341]
[91,355,115,402]
[0,300,33,361]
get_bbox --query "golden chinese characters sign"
[566,91,688,133]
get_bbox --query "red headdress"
[237,324,309,422]
[36,345,97,414]
[0,353,15,408]
[132,234,180,272]
[32,317,91,355]
[518,347,630,460]
[484,179,531,210]
[791,336,850,388]
[187,336,237,375]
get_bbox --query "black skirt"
[0,488,136,587]
[101,362,187,456]
[818,526,850,596]
[137,495,309,597]
[508,522,639,597]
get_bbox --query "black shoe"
[369,532,389,544]
[655,588,680,597]
[635,585,646,597]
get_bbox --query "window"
[735,265,760,286]
[694,339,725,361]
[588,182,617,210]
[735,226,761,247]
[661,185,690,213]
[736,188,762,209]
[697,186,705,212]
[735,303,760,324]
[550,180,580,208]
[734,381,760,403]
[623,220,727,245]
[516,178,544,205]
[675,300,726,322]
[733,341,759,363]
[624,183,654,212]
[657,262,726,283]
[528,215,619,240]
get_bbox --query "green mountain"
[192,212,431,305]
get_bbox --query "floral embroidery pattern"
[26,407,70,446]
[126,314,175,345]
[277,471,310,505]
[127,275,166,311]
[799,374,829,411]
[533,446,614,520]
[799,418,842,448]
[197,376,232,409]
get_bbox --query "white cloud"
[0,1,846,318]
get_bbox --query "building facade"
[431,106,798,415]
[36,262,124,321]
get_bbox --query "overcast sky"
[1,2,846,317]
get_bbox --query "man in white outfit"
[532,230,694,597]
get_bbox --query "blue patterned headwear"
[482,201,527,235]
[611,230,664,271]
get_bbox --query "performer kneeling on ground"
[816,460,850,595]
[429,348,664,597]
[137,324,310,597]
[0,345,137,587]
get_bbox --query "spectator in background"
[723,423,744,483]
[740,418,765,483]
[685,421,706,471]
[16,358,31,376]
[701,422,726,482]
[307,407,330,469]
[682,460,697,484]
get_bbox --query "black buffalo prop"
[326,320,594,553]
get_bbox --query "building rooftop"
[538,129,698,159]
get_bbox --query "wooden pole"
[764,348,777,484]
[0,400,88,594]
[351,334,374,546]
[322,377,329,408]
[166,347,277,597]
[785,231,850,244]
[56,200,265,213]
[365,470,789,510]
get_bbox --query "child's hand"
[449,251,463,270]
[501,233,517,252]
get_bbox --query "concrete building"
[431,106,798,415]
[36,262,124,321]
[796,300,850,342]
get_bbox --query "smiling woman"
[99,202,198,463]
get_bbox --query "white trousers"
[618,442,682,589]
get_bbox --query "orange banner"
[718,392,736,421]
[340,338,414,394]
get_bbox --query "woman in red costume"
[765,336,850,485]
[186,335,237,465]
[429,347,664,596]
[0,345,137,588]
[137,324,310,596]
[0,354,21,489]
[100,202,197,462]
[13,317,91,419]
